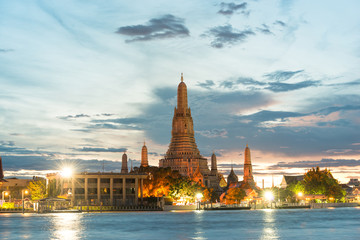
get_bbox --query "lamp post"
[195,193,203,210]
[22,189,29,214]
[2,191,9,202]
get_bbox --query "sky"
[1,0,360,186]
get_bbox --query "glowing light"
[195,193,203,201]
[4,192,9,196]
[24,190,29,195]
[297,192,303,197]
[61,167,73,178]
[264,191,274,201]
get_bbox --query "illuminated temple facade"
[159,74,219,188]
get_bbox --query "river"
[1,207,359,239]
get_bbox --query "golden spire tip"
[181,73,183,82]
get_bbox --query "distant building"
[226,144,259,190]
[347,178,360,187]
[227,167,238,187]
[140,142,149,167]
[46,172,147,207]
[239,144,258,190]
[121,152,128,173]
[280,175,304,188]
[159,74,219,188]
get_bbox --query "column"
[122,177,126,205]
[110,177,114,206]
[140,178,143,204]
[71,177,75,205]
[135,178,139,205]
[97,177,101,204]
[84,177,88,202]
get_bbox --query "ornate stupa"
[211,152,217,175]
[141,142,149,167]
[227,166,238,187]
[121,152,128,173]
[242,144,257,189]
[159,74,210,176]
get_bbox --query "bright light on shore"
[61,167,73,178]
[265,191,274,201]
[298,192,303,197]
[196,193,203,201]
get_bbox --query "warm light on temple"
[264,191,274,201]
[60,167,73,178]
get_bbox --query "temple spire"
[177,73,188,111]
[211,152,217,174]
[121,152,128,173]
[141,142,149,167]
[243,144,256,188]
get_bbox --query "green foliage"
[286,167,346,201]
[225,187,246,204]
[168,177,202,201]
[141,166,182,197]
[203,188,219,203]
[28,180,47,200]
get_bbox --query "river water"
[1,207,359,239]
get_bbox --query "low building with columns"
[46,172,147,207]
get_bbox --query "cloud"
[328,79,360,87]
[58,114,90,120]
[197,129,228,138]
[270,158,360,169]
[264,70,304,81]
[219,76,317,92]
[220,77,266,89]
[256,24,273,35]
[73,147,127,153]
[116,14,189,42]
[218,2,248,16]
[197,80,215,89]
[1,155,129,175]
[202,24,255,48]
[273,20,286,27]
[0,49,14,53]
[0,141,42,155]
[266,80,319,92]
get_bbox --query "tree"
[287,167,346,202]
[203,188,219,207]
[225,188,246,204]
[28,180,47,200]
[168,177,202,201]
[141,167,182,197]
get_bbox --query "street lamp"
[2,191,9,202]
[264,191,274,208]
[22,189,29,214]
[195,193,203,210]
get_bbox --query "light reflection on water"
[0,208,359,239]
[261,209,279,240]
[50,213,83,240]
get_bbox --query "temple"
[159,74,219,188]
[121,152,128,173]
[140,142,149,167]
[226,144,258,190]
[242,144,256,189]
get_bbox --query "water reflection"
[50,213,83,240]
[193,210,206,240]
[261,209,279,240]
